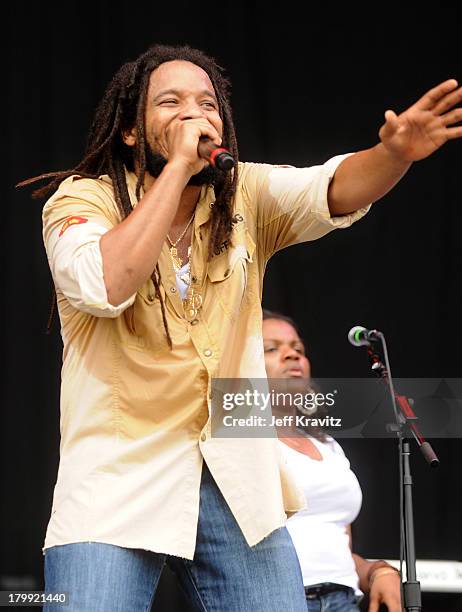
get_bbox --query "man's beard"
[145,144,222,186]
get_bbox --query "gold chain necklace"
[166,211,195,271]
[166,211,203,320]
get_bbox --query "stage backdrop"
[5,6,462,611]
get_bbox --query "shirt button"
[190,319,199,326]
[224,268,230,277]
[170,286,177,293]
[147,294,155,302]
[200,433,207,442]
[191,276,198,284]
[203,349,213,357]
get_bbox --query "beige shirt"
[42,157,369,559]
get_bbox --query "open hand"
[379,79,462,162]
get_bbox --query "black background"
[4,5,462,610]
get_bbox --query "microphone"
[348,325,381,347]
[197,139,235,171]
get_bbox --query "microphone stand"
[364,333,439,612]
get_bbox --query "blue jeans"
[44,462,306,611]
[305,586,360,612]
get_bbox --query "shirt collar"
[125,168,143,209]
[195,184,215,227]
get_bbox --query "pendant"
[170,246,183,271]
[184,287,203,321]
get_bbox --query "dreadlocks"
[18,44,239,347]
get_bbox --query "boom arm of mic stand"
[396,395,440,468]
[365,343,439,467]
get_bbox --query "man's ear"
[122,127,137,147]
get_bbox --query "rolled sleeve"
[48,221,136,318]
[306,154,371,229]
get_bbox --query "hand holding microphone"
[165,120,235,173]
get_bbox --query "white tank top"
[280,437,363,594]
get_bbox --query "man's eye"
[264,347,277,353]
[160,99,178,105]
[201,101,217,109]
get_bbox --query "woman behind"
[262,309,401,612]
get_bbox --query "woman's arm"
[347,525,402,611]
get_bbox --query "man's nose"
[178,101,206,120]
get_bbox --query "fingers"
[384,109,399,128]
[167,118,221,152]
[446,126,462,140]
[441,107,462,126]
[433,85,462,115]
[368,596,379,612]
[370,594,402,612]
[379,109,405,144]
[386,599,403,612]
[441,106,462,141]
[193,122,223,151]
[194,119,222,145]
[369,575,402,612]
[415,78,459,111]
[163,117,222,172]
[379,109,400,139]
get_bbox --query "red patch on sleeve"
[59,216,89,237]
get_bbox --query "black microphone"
[197,139,234,171]
[348,325,381,347]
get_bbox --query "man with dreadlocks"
[23,42,462,611]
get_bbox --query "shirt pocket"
[122,279,168,353]
[207,230,256,319]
